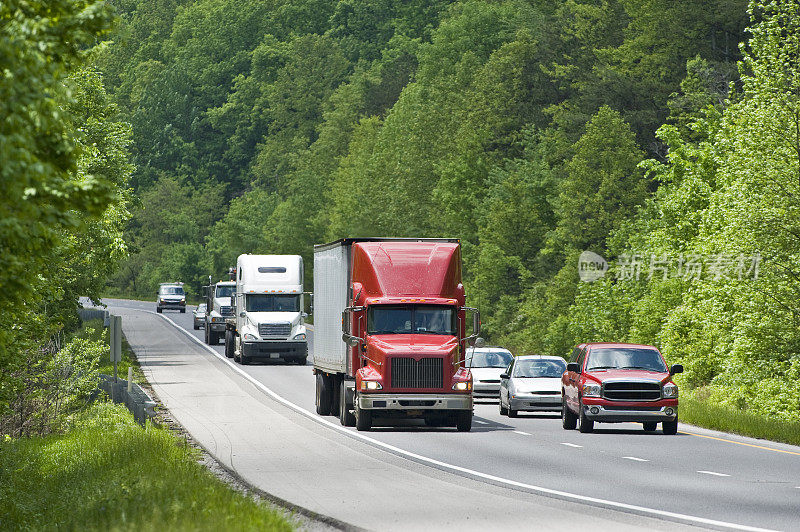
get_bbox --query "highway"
[103,299,800,531]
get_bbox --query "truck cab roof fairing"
[351,241,463,301]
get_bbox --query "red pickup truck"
[562,342,682,434]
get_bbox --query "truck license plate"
[270,353,280,359]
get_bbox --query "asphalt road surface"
[100,299,800,531]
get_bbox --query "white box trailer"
[312,242,350,374]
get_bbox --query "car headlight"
[582,383,601,397]
[360,380,382,391]
[293,333,306,341]
[452,381,472,391]
[243,333,258,341]
[662,383,678,398]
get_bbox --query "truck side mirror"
[469,337,485,348]
[473,312,481,337]
[670,364,684,375]
[567,362,580,373]
[239,311,246,318]
[302,312,308,319]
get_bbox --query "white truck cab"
[230,254,308,365]
[204,280,235,345]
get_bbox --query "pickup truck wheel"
[643,422,658,432]
[354,395,372,431]
[224,330,234,358]
[315,373,332,416]
[456,410,472,432]
[499,401,508,416]
[339,379,355,426]
[662,418,678,435]
[562,399,577,430]
[578,406,594,433]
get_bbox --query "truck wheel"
[224,330,234,358]
[662,418,678,435]
[233,336,242,364]
[643,422,657,432]
[355,398,372,431]
[193,323,199,330]
[499,401,508,416]
[456,410,472,432]
[315,373,332,416]
[204,327,210,345]
[180,308,186,313]
[578,406,594,433]
[339,379,355,426]
[562,399,577,430]
[296,357,307,365]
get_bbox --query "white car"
[467,348,514,399]
[499,355,567,417]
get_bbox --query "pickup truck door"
[564,348,585,411]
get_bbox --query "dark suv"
[562,342,682,434]
[157,283,186,313]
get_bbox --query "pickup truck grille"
[258,322,291,339]
[390,357,443,389]
[220,306,234,317]
[603,381,661,401]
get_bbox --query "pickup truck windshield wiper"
[619,366,658,370]
[586,366,616,370]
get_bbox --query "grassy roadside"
[681,394,800,447]
[0,403,293,530]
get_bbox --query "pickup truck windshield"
[367,305,457,335]
[245,294,300,312]
[513,359,566,378]
[585,348,667,372]
[215,285,235,298]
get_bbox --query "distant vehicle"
[204,280,235,345]
[562,342,682,434]
[157,282,185,313]
[467,347,513,400]
[499,355,566,417]
[227,255,308,365]
[313,238,481,432]
[193,304,207,330]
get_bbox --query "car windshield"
[585,348,667,372]
[367,305,457,335]
[197,304,206,312]
[468,350,513,368]
[160,286,184,295]
[513,359,566,378]
[215,285,234,298]
[245,294,300,312]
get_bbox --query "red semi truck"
[313,238,481,431]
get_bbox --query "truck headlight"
[293,333,306,341]
[662,383,678,398]
[582,383,601,397]
[452,381,472,391]
[243,333,258,341]
[360,380,382,391]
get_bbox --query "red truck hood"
[584,368,672,384]
[368,334,458,354]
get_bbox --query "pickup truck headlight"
[360,380,382,391]
[662,383,678,398]
[582,383,601,397]
[243,333,258,341]
[293,333,306,341]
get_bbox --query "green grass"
[681,395,800,447]
[0,402,294,531]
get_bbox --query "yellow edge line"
[680,430,800,456]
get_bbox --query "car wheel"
[562,398,577,430]
[663,418,678,435]
[643,422,658,432]
[499,401,508,416]
[578,404,594,433]
[508,408,518,418]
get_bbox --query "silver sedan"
[499,355,567,417]
[192,303,207,330]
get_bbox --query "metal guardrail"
[79,308,109,323]
[98,374,158,426]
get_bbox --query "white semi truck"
[204,280,235,345]
[225,254,308,365]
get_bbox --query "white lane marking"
[146,309,777,532]
[698,471,730,477]
[512,430,531,436]
[561,442,583,448]
[474,420,488,425]
[623,456,650,462]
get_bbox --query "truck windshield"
[215,285,235,298]
[245,294,300,312]
[585,348,667,372]
[367,305,457,335]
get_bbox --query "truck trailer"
[226,254,308,365]
[313,238,481,431]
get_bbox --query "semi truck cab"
[204,281,235,345]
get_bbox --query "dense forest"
[98,0,800,422]
[2,0,798,427]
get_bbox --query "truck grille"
[603,381,661,401]
[258,322,291,339]
[220,306,234,317]
[390,357,443,389]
